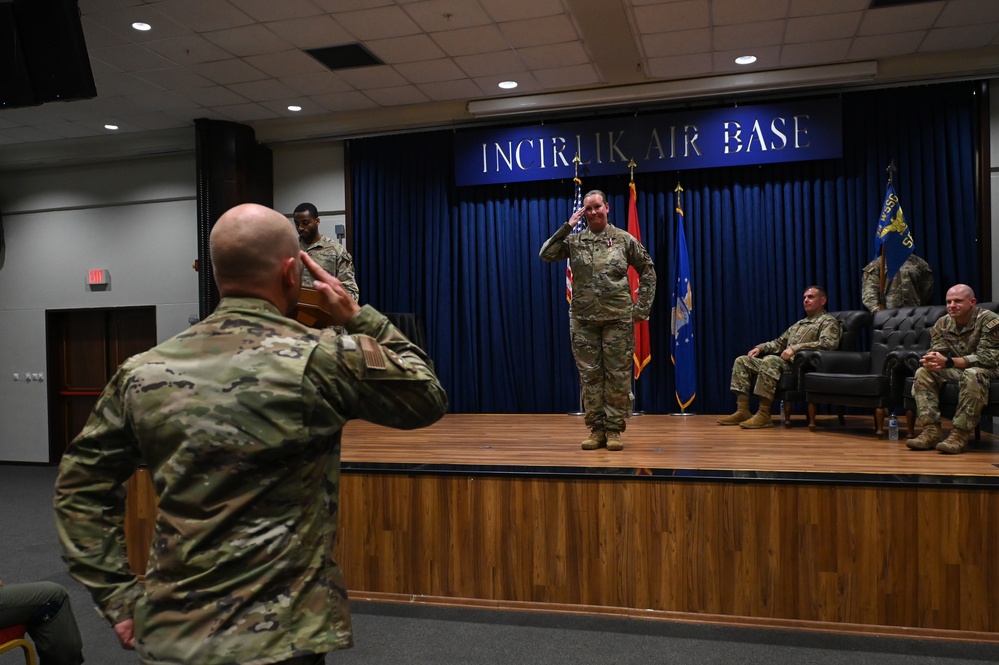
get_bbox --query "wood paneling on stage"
[125,414,999,639]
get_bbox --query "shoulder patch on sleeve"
[986,318,999,332]
[339,335,357,351]
[359,336,387,370]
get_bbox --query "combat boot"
[936,428,972,454]
[739,398,773,429]
[717,394,751,426]
[905,423,942,450]
[606,431,624,451]
[581,429,606,450]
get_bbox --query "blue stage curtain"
[350,81,980,415]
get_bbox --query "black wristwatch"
[945,355,955,368]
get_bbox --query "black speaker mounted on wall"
[0,0,97,109]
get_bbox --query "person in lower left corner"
[0,578,85,664]
[906,284,999,454]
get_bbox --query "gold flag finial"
[674,182,684,194]
[627,159,637,182]
[886,159,897,183]
[573,153,580,179]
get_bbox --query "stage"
[125,414,999,642]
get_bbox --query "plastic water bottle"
[888,412,899,441]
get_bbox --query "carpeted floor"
[2,464,996,664]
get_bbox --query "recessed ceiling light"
[287,105,302,112]
[735,55,757,65]
[132,22,151,31]
[498,81,518,90]
[104,124,119,130]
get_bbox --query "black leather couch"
[802,305,948,438]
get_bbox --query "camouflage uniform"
[540,222,656,433]
[861,254,933,313]
[730,312,841,399]
[54,298,447,665]
[911,306,999,431]
[301,234,359,301]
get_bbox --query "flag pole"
[877,160,897,310]
[628,159,645,417]
[670,182,696,416]
[567,154,585,416]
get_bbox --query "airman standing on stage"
[294,202,360,301]
[861,254,932,312]
[906,284,999,454]
[719,286,841,429]
[540,189,656,451]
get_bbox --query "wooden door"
[46,307,156,462]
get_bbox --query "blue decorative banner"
[454,98,841,186]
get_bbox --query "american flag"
[565,176,584,303]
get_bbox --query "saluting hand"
[568,207,585,228]
[301,252,361,327]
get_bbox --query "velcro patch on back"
[359,336,386,370]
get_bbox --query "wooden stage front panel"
[126,414,999,639]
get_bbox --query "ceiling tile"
[714,20,786,50]
[849,31,926,59]
[786,12,863,43]
[937,0,999,27]
[150,0,258,33]
[641,29,711,58]
[633,1,710,34]
[395,59,468,84]
[134,67,216,91]
[921,24,999,51]
[263,16,355,49]
[333,6,423,40]
[367,35,448,63]
[174,85,252,107]
[645,52,713,79]
[479,0,564,22]
[430,25,509,56]
[141,35,234,66]
[858,4,943,35]
[499,15,579,48]
[225,79,299,102]
[90,45,176,72]
[518,43,589,70]
[403,0,493,31]
[311,90,379,112]
[789,0,869,18]
[335,66,411,90]
[418,78,485,101]
[213,102,281,122]
[712,0,788,25]
[243,50,329,79]
[191,60,270,86]
[532,63,601,89]
[280,72,356,96]
[455,51,526,77]
[228,0,326,22]
[780,39,852,67]
[201,24,291,57]
[363,85,432,106]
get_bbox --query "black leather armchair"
[902,302,999,440]
[766,309,871,427]
[802,305,947,438]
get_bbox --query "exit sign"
[87,268,110,286]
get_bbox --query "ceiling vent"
[868,0,939,8]
[304,43,384,71]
